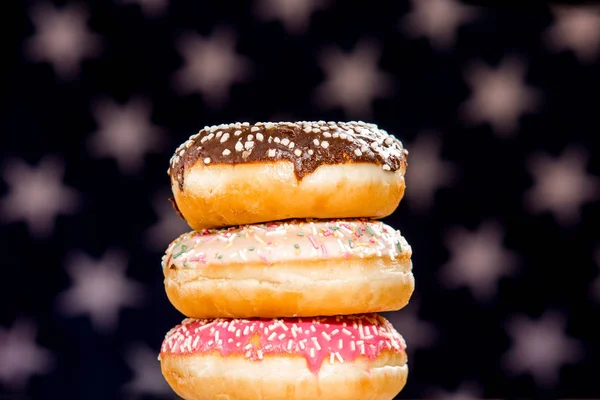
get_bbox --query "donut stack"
[158,121,414,400]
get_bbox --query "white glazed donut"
[167,121,408,231]
[162,218,414,319]
[159,314,408,400]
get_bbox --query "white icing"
[162,219,411,269]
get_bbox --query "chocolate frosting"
[168,121,408,190]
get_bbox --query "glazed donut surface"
[162,219,415,318]
[167,121,408,230]
[159,314,408,400]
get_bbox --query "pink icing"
[161,219,410,270]
[159,314,406,374]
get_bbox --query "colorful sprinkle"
[173,245,187,259]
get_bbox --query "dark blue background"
[2,1,599,399]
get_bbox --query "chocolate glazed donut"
[167,121,408,231]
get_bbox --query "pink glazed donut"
[159,314,408,400]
